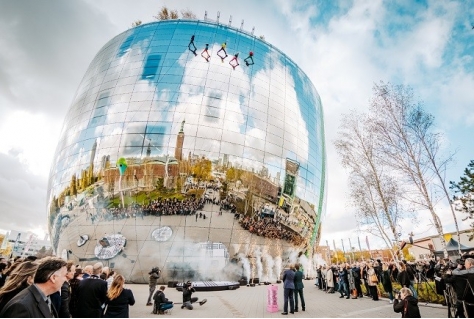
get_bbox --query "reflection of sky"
[49,20,325,209]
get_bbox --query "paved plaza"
[128,282,445,318]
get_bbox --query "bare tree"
[407,106,461,253]
[369,83,449,258]
[181,9,197,19]
[335,111,404,259]
[131,20,142,28]
[154,6,178,20]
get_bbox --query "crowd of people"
[314,255,474,318]
[239,216,304,246]
[0,256,212,318]
[0,256,135,318]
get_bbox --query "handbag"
[351,288,358,298]
[369,273,378,283]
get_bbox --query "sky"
[0,0,473,251]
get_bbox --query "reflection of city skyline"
[47,20,326,283]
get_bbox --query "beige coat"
[326,268,334,288]
[367,267,377,286]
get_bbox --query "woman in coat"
[393,287,421,318]
[0,261,38,312]
[69,267,83,318]
[366,262,379,301]
[382,263,394,303]
[397,262,411,289]
[326,266,334,293]
[59,261,75,318]
[104,274,135,318]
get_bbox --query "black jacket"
[104,288,135,318]
[382,270,393,293]
[153,290,171,304]
[76,276,108,317]
[58,281,71,318]
[0,281,29,312]
[0,284,57,318]
[393,296,421,318]
[397,270,411,288]
[182,287,195,303]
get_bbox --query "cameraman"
[443,258,473,318]
[452,258,474,276]
[181,281,207,310]
[146,267,160,306]
[393,287,421,318]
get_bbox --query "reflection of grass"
[107,190,194,207]
[360,282,444,304]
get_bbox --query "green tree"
[156,178,164,192]
[450,160,474,241]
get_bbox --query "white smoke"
[254,246,263,282]
[238,253,251,283]
[262,251,275,282]
[274,256,282,280]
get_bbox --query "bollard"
[266,284,279,313]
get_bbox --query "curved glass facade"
[47,20,326,283]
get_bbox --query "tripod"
[414,268,438,304]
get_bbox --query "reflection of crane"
[22,234,37,257]
[12,233,21,257]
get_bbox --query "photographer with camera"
[393,287,421,318]
[181,281,207,310]
[444,257,474,318]
[146,267,160,306]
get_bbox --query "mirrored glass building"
[47,20,327,283]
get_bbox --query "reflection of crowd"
[143,198,205,216]
[239,216,304,246]
[86,198,206,223]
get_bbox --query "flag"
[326,240,330,260]
[333,239,337,251]
[366,236,373,258]
[348,238,353,251]
[357,237,362,252]
[341,239,346,254]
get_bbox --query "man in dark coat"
[281,264,295,315]
[147,267,160,306]
[76,262,108,317]
[0,257,67,318]
[293,264,305,312]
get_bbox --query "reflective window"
[48,20,326,284]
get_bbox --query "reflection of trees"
[156,177,164,192]
[191,158,212,181]
[226,167,244,182]
[70,175,77,196]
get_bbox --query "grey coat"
[0,284,56,318]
